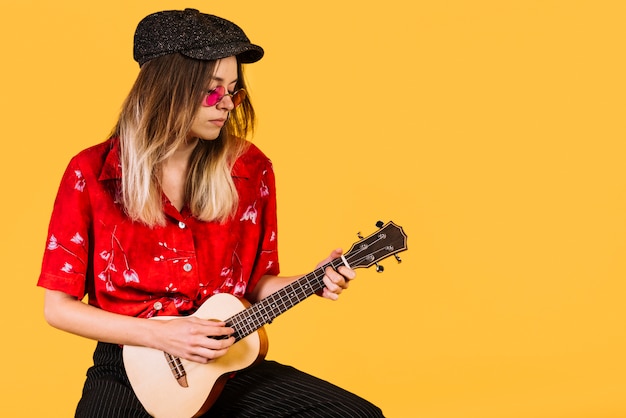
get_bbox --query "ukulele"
[123,221,408,418]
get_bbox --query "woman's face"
[189,56,239,141]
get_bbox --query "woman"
[38,8,383,418]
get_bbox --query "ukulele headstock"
[343,221,408,271]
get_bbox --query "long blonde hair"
[112,53,255,226]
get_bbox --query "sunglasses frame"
[202,85,247,108]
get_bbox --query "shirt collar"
[98,137,122,182]
[231,158,250,179]
[230,144,253,179]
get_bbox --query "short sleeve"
[38,157,93,298]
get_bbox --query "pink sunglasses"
[202,85,247,108]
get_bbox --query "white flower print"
[233,280,247,297]
[70,232,84,245]
[218,267,235,288]
[153,242,195,264]
[47,232,86,273]
[74,170,86,192]
[213,265,235,295]
[61,262,74,273]
[123,269,140,284]
[213,247,247,297]
[47,235,59,250]
[151,243,196,307]
[240,202,258,224]
[97,225,141,292]
[260,181,269,197]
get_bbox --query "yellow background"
[2,1,626,417]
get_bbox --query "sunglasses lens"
[204,86,226,107]
[202,86,246,108]
[231,89,247,108]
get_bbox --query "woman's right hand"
[156,316,235,363]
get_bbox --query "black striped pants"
[75,342,384,417]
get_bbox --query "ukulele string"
[226,231,394,341]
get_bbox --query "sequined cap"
[133,8,264,67]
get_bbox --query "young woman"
[38,8,384,417]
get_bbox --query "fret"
[257,298,273,324]
[227,267,327,341]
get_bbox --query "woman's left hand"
[316,248,356,301]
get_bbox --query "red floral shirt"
[38,137,280,318]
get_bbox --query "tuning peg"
[375,262,384,273]
[376,220,384,228]
[394,254,402,263]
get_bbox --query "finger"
[177,333,234,363]
[329,248,343,259]
[337,265,356,281]
[204,325,235,338]
[205,334,235,348]
[191,345,232,363]
[197,319,235,337]
[322,274,343,294]
[325,266,350,288]
[192,335,235,360]
[316,248,344,269]
[322,287,340,301]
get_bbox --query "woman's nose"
[216,95,235,111]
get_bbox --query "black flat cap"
[133,8,264,67]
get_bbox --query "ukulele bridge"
[164,352,189,388]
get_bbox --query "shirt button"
[183,263,193,272]
[178,221,186,229]
[153,301,163,310]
